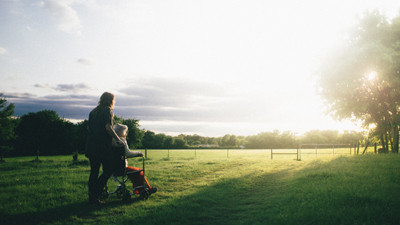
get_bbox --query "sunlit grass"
[0,150,399,225]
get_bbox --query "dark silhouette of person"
[85,92,122,205]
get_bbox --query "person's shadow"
[1,198,138,225]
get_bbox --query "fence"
[142,145,353,161]
[299,144,352,156]
[270,148,301,161]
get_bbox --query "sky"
[1,0,400,137]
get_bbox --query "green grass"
[0,150,399,225]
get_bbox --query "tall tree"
[318,11,400,153]
[141,131,156,149]
[15,110,74,156]
[75,120,89,153]
[123,118,143,149]
[0,95,16,160]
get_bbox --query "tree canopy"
[318,10,400,153]
[0,95,16,160]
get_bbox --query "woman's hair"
[98,92,115,110]
[93,92,115,114]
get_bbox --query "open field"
[1,149,399,225]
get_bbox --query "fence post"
[297,145,300,161]
[315,144,318,157]
[374,143,377,154]
[271,148,273,160]
[145,148,147,159]
[349,144,352,155]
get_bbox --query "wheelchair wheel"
[116,186,124,198]
[122,189,131,202]
[140,190,149,200]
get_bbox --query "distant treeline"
[0,106,365,157]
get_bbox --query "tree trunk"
[362,141,370,155]
[380,134,386,152]
[385,132,389,152]
[392,124,399,153]
[389,129,394,152]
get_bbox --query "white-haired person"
[112,123,157,195]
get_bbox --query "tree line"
[0,95,365,158]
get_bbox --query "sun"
[366,71,377,81]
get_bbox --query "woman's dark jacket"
[85,106,113,159]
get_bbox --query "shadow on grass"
[118,156,400,225]
[0,197,143,225]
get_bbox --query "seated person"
[112,123,157,194]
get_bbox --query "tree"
[0,95,16,160]
[173,137,188,149]
[15,110,74,156]
[164,136,174,149]
[75,120,88,153]
[154,133,166,149]
[141,131,156,149]
[125,119,143,148]
[318,11,400,153]
[220,134,237,147]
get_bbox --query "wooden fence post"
[297,145,301,161]
[315,145,318,157]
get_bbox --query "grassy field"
[0,149,399,225]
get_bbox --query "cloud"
[55,83,90,92]
[34,83,50,89]
[76,58,94,66]
[113,76,282,126]
[5,93,97,119]
[119,77,227,107]
[34,83,90,93]
[4,91,256,136]
[0,47,7,55]
[3,86,336,136]
[116,77,231,120]
[41,0,82,35]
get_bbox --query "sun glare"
[367,71,377,81]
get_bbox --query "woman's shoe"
[149,187,157,194]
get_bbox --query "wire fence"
[138,144,368,161]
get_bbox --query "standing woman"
[85,92,122,205]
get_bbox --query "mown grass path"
[0,152,399,225]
